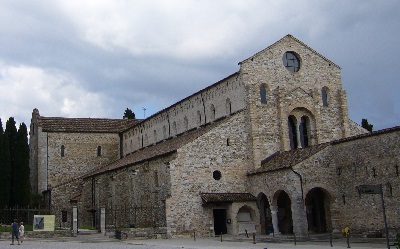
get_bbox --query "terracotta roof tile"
[83,114,234,179]
[200,193,257,203]
[249,143,330,175]
[38,117,138,133]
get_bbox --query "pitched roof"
[82,113,235,179]
[239,34,341,69]
[38,117,139,133]
[249,143,330,175]
[200,193,257,203]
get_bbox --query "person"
[11,219,20,245]
[19,222,25,243]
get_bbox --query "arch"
[210,104,216,121]
[226,98,232,115]
[288,108,317,148]
[257,193,273,234]
[184,116,188,131]
[260,84,267,104]
[153,130,157,144]
[321,87,329,107]
[305,187,332,233]
[163,125,167,139]
[236,205,255,222]
[197,110,201,126]
[288,115,298,150]
[274,190,293,234]
[172,121,177,136]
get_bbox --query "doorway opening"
[213,209,227,235]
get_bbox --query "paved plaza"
[0,233,392,249]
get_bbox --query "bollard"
[220,232,223,242]
[245,229,249,238]
[253,232,256,244]
[330,233,333,247]
[193,230,196,241]
[346,235,351,248]
[294,233,297,246]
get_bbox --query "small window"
[213,170,222,180]
[322,88,328,106]
[184,116,188,131]
[282,52,300,72]
[61,145,65,157]
[97,146,102,157]
[197,110,202,126]
[226,99,232,115]
[260,85,267,104]
[210,104,216,121]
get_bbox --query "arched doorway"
[276,191,293,234]
[257,193,273,234]
[305,187,331,233]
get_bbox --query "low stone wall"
[0,230,74,239]
[113,227,169,240]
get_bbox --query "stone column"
[72,205,78,235]
[270,205,280,234]
[291,197,308,237]
[100,207,106,235]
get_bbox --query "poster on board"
[33,215,55,231]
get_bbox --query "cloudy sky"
[0,1,399,131]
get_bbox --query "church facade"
[29,35,400,238]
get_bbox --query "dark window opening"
[97,146,102,157]
[226,138,230,146]
[322,88,328,106]
[288,116,298,149]
[260,85,267,104]
[61,145,65,157]
[299,116,309,148]
[213,170,222,180]
[282,52,300,73]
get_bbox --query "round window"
[213,170,222,180]
[282,52,300,72]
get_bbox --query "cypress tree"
[0,119,11,208]
[15,123,30,207]
[5,117,18,207]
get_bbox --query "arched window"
[163,125,167,139]
[61,145,65,157]
[260,85,267,104]
[288,116,298,150]
[210,104,216,121]
[299,116,310,148]
[197,110,202,126]
[184,116,188,131]
[97,146,102,157]
[153,130,157,143]
[172,121,177,136]
[226,98,232,115]
[322,88,328,106]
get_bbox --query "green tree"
[5,117,18,207]
[123,108,136,119]
[0,119,11,208]
[15,123,30,207]
[361,119,373,132]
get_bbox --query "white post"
[72,206,78,235]
[100,207,106,235]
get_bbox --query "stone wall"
[41,132,120,193]
[122,73,246,155]
[166,111,253,237]
[79,154,175,230]
[239,35,367,168]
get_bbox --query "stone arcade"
[29,35,400,238]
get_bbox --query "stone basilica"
[29,35,400,238]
